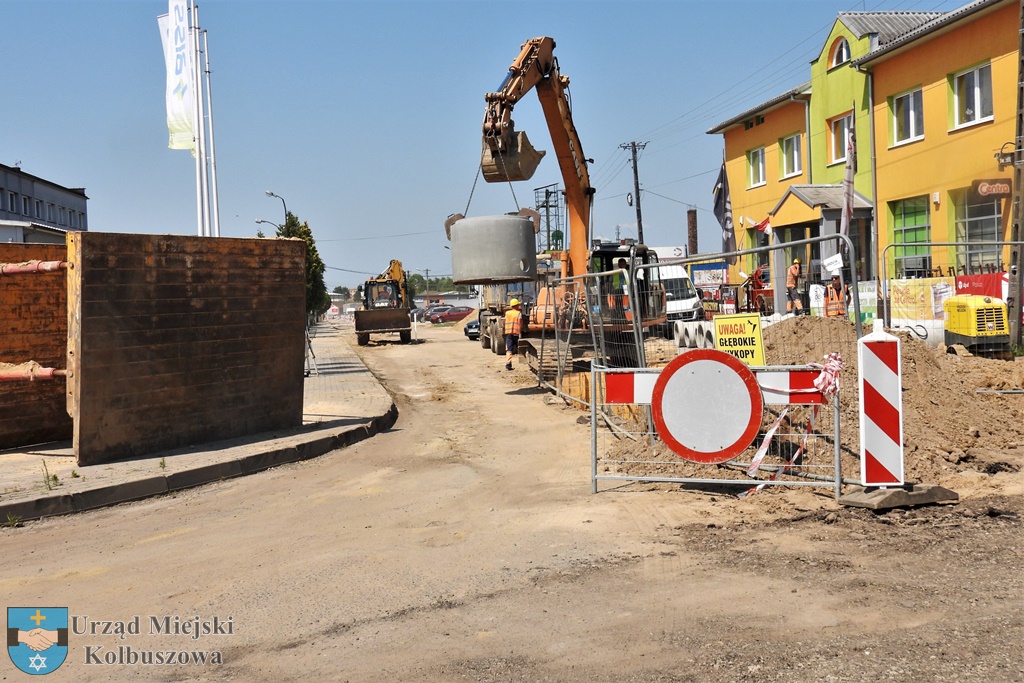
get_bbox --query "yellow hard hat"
[510,298,521,307]
[793,258,801,264]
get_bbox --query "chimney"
[687,208,698,256]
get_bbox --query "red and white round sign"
[652,348,764,464]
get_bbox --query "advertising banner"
[690,261,727,288]
[888,277,954,321]
[158,0,195,152]
[954,272,1007,300]
[888,276,954,345]
[852,280,877,324]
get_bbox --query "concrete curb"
[0,402,398,524]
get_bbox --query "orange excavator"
[479,36,665,338]
[481,36,592,282]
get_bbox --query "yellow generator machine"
[943,294,1012,360]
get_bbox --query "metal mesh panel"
[591,366,848,496]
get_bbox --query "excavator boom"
[480,36,593,278]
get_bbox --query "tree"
[332,286,351,302]
[273,212,330,318]
[408,273,427,294]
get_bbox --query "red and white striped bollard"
[858,320,904,486]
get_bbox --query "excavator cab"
[589,243,667,330]
[481,129,546,183]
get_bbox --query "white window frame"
[953,63,993,128]
[780,134,802,178]
[893,88,924,145]
[34,199,43,218]
[748,147,766,188]
[831,115,852,164]
[831,38,850,68]
[955,196,1002,271]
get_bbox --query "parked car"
[464,318,480,340]
[415,305,450,322]
[430,306,474,324]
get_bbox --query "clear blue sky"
[3,0,970,290]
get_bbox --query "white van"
[651,247,703,338]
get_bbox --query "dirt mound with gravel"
[763,316,1024,492]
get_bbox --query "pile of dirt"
[763,316,1024,491]
[447,309,478,333]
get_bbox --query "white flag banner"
[158,0,195,152]
[839,107,856,238]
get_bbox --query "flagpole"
[202,28,221,237]
[193,1,210,237]
[188,0,204,236]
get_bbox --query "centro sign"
[972,179,1012,198]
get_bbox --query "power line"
[317,230,435,242]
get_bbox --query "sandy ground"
[0,320,1021,682]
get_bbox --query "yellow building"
[855,0,1017,280]
[707,83,810,277]
[709,0,1016,299]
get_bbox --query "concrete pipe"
[450,215,537,285]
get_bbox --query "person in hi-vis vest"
[504,298,523,371]
[824,273,850,317]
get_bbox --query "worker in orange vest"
[824,273,850,317]
[504,298,523,371]
[786,258,804,315]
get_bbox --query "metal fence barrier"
[590,364,852,498]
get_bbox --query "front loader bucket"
[482,131,546,183]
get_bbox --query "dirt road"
[1,323,1021,682]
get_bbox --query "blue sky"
[3,0,970,289]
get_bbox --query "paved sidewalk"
[0,321,396,523]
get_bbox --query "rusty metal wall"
[0,243,73,448]
[67,233,307,466]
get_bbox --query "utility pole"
[1010,0,1024,347]
[621,141,647,244]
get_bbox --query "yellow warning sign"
[713,313,765,366]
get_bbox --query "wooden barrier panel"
[67,233,306,465]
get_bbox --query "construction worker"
[824,273,850,318]
[504,298,523,371]
[608,258,629,321]
[786,257,804,316]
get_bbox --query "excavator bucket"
[481,131,546,183]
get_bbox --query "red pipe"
[0,367,68,382]
[0,260,71,275]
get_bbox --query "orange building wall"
[871,2,1017,275]
[722,98,809,275]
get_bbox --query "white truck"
[651,246,704,340]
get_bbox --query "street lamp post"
[255,218,283,233]
[265,190,288,225]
